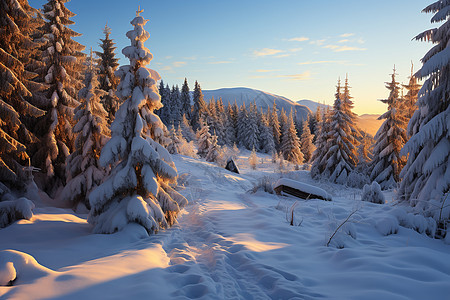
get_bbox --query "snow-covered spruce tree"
[95,24,120,125]
[398,1,450,227]
[88,8,187,234]
[300,116,316,163]
[157,80,169,124]
[196,119,212,158]
[180,113,196,142]
[370,68,407,190]
[269,99,281,151]
[322,78,360,184]
[33,0,85,195]
[60,51,109,209]
[258,108,276,154]
[249,146,258,170]
[236,103,248,148]
[214,97,228,145]
[170,85,181,128]
[242,102,260,150]
[180,78,191,120]
[167,125,181,155]
[401,64,421,122]
[280,110,303,164]
[311,106,331,178]
[225,102,238,146]
[356,132,374,175]
[205,132,221,163]
[0,0,46,189]
[191,80,207,131]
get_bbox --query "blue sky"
[30,0,433,114]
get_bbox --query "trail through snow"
[1,154,450,299]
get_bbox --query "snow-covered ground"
[1,152,450,299]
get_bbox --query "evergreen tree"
[88,8,187,234]
[269,99,281,151]
[157,79,169,124]
[356,132,374,175]
[196,119,212,158]
[312,106,322,143]
[280,110,303,164]
[33,0,86,195]
[236,103,248,148]
[322,78,359,184]
[180,114,196,142]
[401,64,421,122]
[60,51,109,209]
[243,102,260,150]
[249,146,258,170]
[170,85,181,127]
[300,116,316,163]
[95,24,119,125]
[0,0,45,188]
[191,80,207,131]
[205,132,220,163]
[180,78,191,120]
[370,68,407,189]
[225,102,239,145]
[214,97,228,145]
[167,125,181,155]
[311,107,331,178]
[398,1,450,226]
[258,108,275,154]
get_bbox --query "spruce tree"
[280,110,303,164]
[88,8,187,234]
[300,116,316,163]
[269,99,281,151]
[191,80,207,131]
[170,85,181,127]
[61,51,109,209]
[322,78,359,184]
[356,132,374,175]
[0,0,45,188]
[243,102,260,150]
[398,1,450,226]
[206,132,220,163]
[311,107,331,178]
[370,68,407,189]
[180,114,196,142]
[33,0,86,195]
[180,78,191,120]
[167,125,181,155]
[258,108,276,154]
[401,64,421,122]
[196,119,212,158]
[95,24,119,125]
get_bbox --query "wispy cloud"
[323,45,367,52]
[340,33,355,38]
[338,39,349,43]
[255,69,279,73]
[173,61,186,68]
[208,60,233,65]
[277,71,311,81]
[309,39,326,46]
[286,37,309,42]
[289,47,303,52]
[297,60,344,65]
[253,48,283,57]
[275,54,291,58]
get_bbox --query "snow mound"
[375,214,399,236]
[0,197,35,228]
[361,182,385,204]
[273,178,332,201]
[0,250,54,286]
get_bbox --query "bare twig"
[326,209,358,247]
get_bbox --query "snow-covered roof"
[273,178,331,201]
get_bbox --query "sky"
[29,0,434,115]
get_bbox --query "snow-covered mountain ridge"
[202,87,311,121]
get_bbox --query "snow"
[1,152,450,298]
[273,178,332,201]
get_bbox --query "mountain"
[202,87,311,121]
[357,114,383,137]
[296,100,330,113]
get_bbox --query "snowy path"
[1,154,450,299]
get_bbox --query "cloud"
[338,39,349,43]
[289,47,303,52]
[249,75,267,79]
[253,48,284,57]
[277,71,311,81]
[254,69,279,73]
[297,60,344,65]
[323,45,367,52]
[287,37,309,42]
[208,61,233,64]
[340,33,355,38]
[309,39,326,46]
[275,54,291,58]
[173,61,186,68]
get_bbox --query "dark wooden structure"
[225,159,240,174]
[274,185,331,201]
